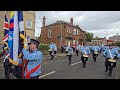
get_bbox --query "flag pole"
[22,12,27,79]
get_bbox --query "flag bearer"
[22,39,43,79]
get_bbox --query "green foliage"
[85,32,93,42]
[112,41,120,47]
[38,44,49,50]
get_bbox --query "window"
[69,28,71,33]
[48,28,52,38]
[76,41,78,45]
[73,40,75,45]
[77,29,79,35]
[73,29,76,35]
[26,19,32,29]
[67,28,69,32]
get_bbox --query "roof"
[92,38,105,40]
[109,35,120,38]
[45,20,80,28]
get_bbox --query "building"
[91,36,107,45]
[40,16,86,48]
[0,11,36,51]
[109,35,120,43]
[107,40,113,45]
[0,11,36,46]
[23,11,36,42]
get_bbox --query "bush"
[38,44,49,51]
[112,41,120,47]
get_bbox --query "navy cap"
[28,39,40,46]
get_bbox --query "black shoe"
[83,64,85,68]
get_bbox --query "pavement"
[0,52,119,79]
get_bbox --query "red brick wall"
[40,23,85,48]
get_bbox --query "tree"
[85,32,93,42]
[112,41,120,47]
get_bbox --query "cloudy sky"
[35,11,120,38]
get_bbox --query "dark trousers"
[49,51,54,60]
[12,66,22,79]
[4,59,12,79]
[61,48,64,53]
[54,51,57,55]
[92,52,98,62]
[81,55,88,68]
[67,55,72,64]
[105,58,116,75]
[30,75,39,79]
[76,50,79,56]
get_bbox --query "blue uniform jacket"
[92,46,100,52]
[80,46,90,55]
[103,48,120,59]
[22,48,43,77]
[48,44,56,49]
[65,46,73,55]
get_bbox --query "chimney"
[70,18,73,25]
[43,16,45,27]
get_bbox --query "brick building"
[91,36,107,45]
[109,35,120,43]
[40,16,86,48]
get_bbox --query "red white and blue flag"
[3,12,9,57]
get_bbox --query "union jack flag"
[3,12,9,57]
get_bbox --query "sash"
[108,49,116,62]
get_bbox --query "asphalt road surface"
[0,52,117,79]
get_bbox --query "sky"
[35,11,120,39]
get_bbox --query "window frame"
[26,19,32,29]
[77,29,79,35]
[48,28,52,38]
[73,29,76,35]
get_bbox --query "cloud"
[35,11,120,38]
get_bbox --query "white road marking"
[39,71,56,79]
[71,61,82,66]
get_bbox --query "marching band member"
[76,44,80,56]
[48,41,55,60]
[80,43,90,68]
[65,45,73,64]
[103,44,120,76]
[91,44,100,62]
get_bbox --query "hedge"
[38,44,49,50]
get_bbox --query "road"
[0,52,117,79]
